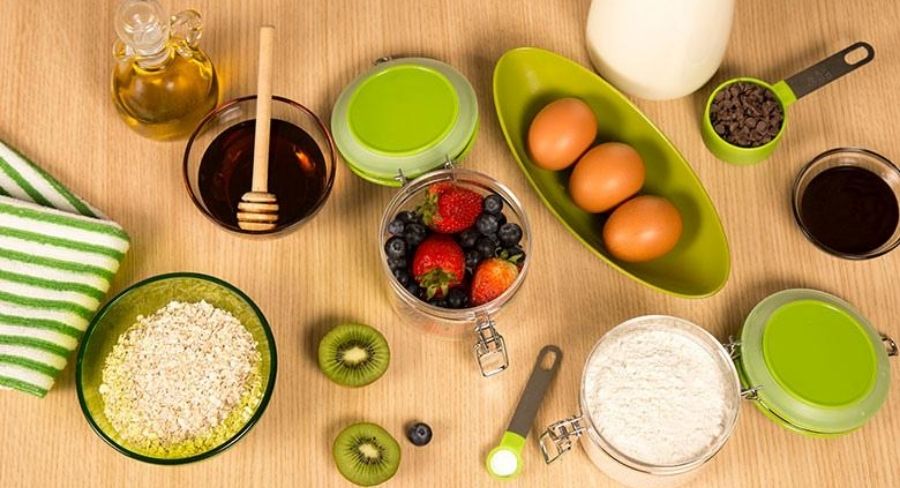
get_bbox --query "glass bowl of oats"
[75,273,277,464]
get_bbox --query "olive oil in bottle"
[111,0,219,140]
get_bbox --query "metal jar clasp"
[724,336,762,400]
[725,335,742,360]
[473,315,508,377]
[539,415,585,464]
[883,333,898,357]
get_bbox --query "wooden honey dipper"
[237,25,279,232]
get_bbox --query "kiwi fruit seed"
[333,422,401,486]
[318,323,390,387]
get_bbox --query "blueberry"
[483,194,504,215]
[465,249,481,270]
[397,210,420,223]
[405,282,422,297]
[458,229,480,249]
[476,213,500,236]
[385,236,406,259]
[404,223,428,247]
[415,286,428,300]
[406,422,433,446]
[447,288,468,309]
[496,213,507,227]
[393,268,411,286]
[388,256,408,270]
[476,237,497,258]
[498,223,523,247]
[430,298,449,308]
[388,218,405,236]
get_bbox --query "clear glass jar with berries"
[379,167,532,377]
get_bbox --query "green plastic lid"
[763,300,876,406]
[348,65,458,154]
[332,57,479,186]
[738,289,892,436]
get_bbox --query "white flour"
[584,318,733,466]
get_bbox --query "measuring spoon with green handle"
[702,42,875,165]
[486,345,562,480]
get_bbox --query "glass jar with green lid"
[734,288,896,436]
[331,57,479,185]
[333,57,534,377]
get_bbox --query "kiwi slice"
[333,422,401,486]
[318,323,390,387]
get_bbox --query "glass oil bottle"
[111,0,219,140]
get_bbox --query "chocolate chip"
[709,82,784,148]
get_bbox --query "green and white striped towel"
[0,140,130,397]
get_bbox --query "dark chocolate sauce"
[198,119,327,228]
[799,166,899,255]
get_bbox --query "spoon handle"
[507,345,562,437]
[251,26,275,193]
[784,42,874,101]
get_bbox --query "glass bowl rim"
[75,272,278,465]
[791,147,900,260]
[182,95,338,237]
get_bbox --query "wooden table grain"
[1,0,899,486]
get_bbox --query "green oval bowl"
[75,273,277,465]
[493,47,731,298]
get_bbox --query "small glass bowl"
[792,147,900,259]
[75,273,277,465]
[183,95,337,237]
[378,167,532,376]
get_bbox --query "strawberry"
[419,183,483,234]
[470,257,520,306]
[412,235,465,299]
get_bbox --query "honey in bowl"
[198,119,328,229]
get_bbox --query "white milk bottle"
[585,0,734,100]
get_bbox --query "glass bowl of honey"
[183,95,336,236]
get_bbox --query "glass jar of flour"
[539,315,744,488]
[539,298,896,487]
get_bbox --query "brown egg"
[527,98,598,170]
[603,195,683,262]
[569,142,645,213]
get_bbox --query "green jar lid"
[332,57,479,187]
[738,289,892,436]
[348,65,459,154]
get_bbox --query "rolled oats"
[100,300,262,456]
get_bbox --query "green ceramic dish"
[493,47,730,298]
[75,273,277,465]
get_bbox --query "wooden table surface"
[1,0,899,486]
